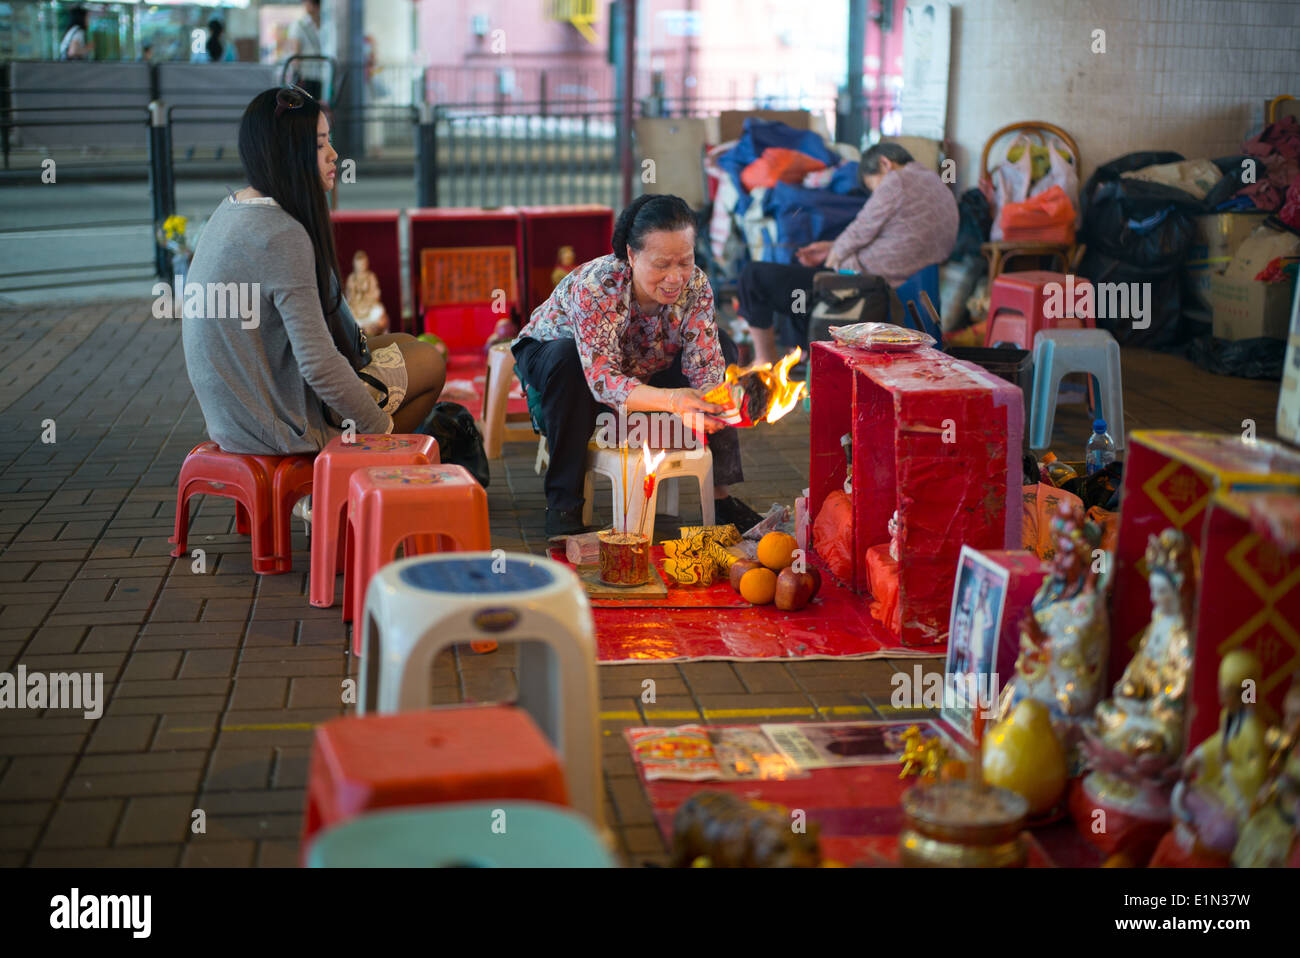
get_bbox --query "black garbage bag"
[1077,249,1189,350]
[1079,150,1202,269]
[951,187,993,262]
[1184,335,1287,380]
[417,401,490,487]
[1077,151,1211,350]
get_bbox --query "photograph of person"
[944,547,1010,735]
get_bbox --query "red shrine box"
[1109,431,1300,689]
[332,209,403,331]
[808,342,1024,645]
[978,550,1050,683]
[519,205,614,313]
[1184,489,1300,751]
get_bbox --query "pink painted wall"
[412,0,907,108]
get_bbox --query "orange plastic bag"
[813,490,854,582]
[1000,185,1076,243]
[740,148,827,191]
[1021,483,1084,560]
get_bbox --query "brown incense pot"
[598,531,651,586]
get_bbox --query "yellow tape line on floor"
[168,704,929,735]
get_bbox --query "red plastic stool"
[274,456,315,573]
[984,270,1095,349]
[342,464,490,640]
[170,441,314,575]
[300,706,570,863]
[308,434,440,609]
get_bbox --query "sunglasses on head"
[274,84,313,119]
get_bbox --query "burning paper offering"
[702,349,807,428]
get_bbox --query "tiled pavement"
[0,300,1284,867]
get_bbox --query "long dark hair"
[237,88,346,349]
[69,7,88,30]
[611,194,696,261]
[206,20,224,62]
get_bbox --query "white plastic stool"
[535,437,715,531]
[582,445,715,532]
[357,551,602,828]
[1029,328,1126,453]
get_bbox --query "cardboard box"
[1187,489,1300,752]
[1209,224,1300,341]
[1188,212,1269,272]
[1109,430,1300,689]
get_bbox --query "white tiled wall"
[944,0,1300,190]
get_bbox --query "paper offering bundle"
[702,379,758,427]
[828,322,935,351]
[625,726,806,781]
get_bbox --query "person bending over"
[181,85,445,456]
[512,193,763,538]
[737,142,959,364]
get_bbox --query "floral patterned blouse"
[514,254,726,408]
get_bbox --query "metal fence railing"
[0,58,902,292]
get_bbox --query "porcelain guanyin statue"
[1080,527,1197,823]
[344,249,389,337]
[996,501,1109,764]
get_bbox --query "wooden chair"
[980,121,1082,281]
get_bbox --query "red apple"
[775,568,816,611]
[806,566,822,599]
[730,559,762,593]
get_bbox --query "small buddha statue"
[550,245,577,288]
[344,250,389,337]
[1154,651,1270,863]
[1091,528,1196,763]
[997,501,1109,763]
[1232,671,1300,867]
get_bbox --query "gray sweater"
[181,195,392,455]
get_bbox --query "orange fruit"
[738,567,778,605]
[756,531,797,571]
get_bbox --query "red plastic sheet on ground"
[630,725,1096,867]
[549,546,945,662]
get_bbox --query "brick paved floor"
[0,301,1284,867]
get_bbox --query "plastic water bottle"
[1086,419,1117,475]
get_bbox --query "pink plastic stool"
[342,464,490,646]
[984,270,1095,349]
[170,441,313,575]
[309,434,440,609]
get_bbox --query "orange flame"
[641,443,666,477]
[724,347,807,425]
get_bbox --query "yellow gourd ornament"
[982,699,1068,816]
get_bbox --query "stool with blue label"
[358,551,602,828]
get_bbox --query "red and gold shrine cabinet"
[808,342,1024,646]
[1184,489,1300,751]
[408,207,525,317]
[331,209,403,332]
[519,205,614,313]
[1110,430,1300,688]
